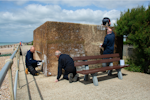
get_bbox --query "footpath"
[16,45,150,100]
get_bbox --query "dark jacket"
[25,50,39,67]
[57,54,75,80]
[102,32,115,54]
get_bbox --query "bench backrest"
[73,53,120,67]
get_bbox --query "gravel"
[0,56,17,100]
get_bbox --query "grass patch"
[0,53,12,57]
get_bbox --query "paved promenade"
[15,45,150,100]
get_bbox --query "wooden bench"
[73,53,129,86]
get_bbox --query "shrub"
[115,5,150,73]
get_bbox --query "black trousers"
[63,67,77,80]
[27,65,38,75]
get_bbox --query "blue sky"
[0,0,149,42]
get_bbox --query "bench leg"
[107,70,112,76]
[116,69,123,80]
[83,61,89,81]
[107,62,113,76]
[91,73,98,86]
[84,74,89,81]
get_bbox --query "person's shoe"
[73,74,79,82]
[108,73,112,76]
[68,73,73,83]
[34,73,39,76]
[77,77,79,81]
[25,68,28,74]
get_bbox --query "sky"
[0,0,149,42]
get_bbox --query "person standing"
[101,28,115,75]
[20,42,22,46]
[55,50,79,83]
[102,28,115,54]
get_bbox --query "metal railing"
[0,44,20,100]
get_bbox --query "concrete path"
[16,45,150,100]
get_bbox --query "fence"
[0,44,20,100]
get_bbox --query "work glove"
[35,73,39,76]
[37,62,42,66]
[99,43,103,47]
[25,68,28,74]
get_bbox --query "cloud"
[145,5,149,10]
[0,4,121,42]
[0,4,120,24]
[0,0,149,42]
[0,4,124,42]
[15,0,28,5]
[3,0,148,10]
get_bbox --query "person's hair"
[55,50,61,56]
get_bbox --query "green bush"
[27,41,33,45]
[123,41,128,45]
[115,5,150,73]
[124,65,141,72]
[124,58,141,72]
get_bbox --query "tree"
[114,5,150,73]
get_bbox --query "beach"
[0,43,19,55]
[0,45,17,99]
[0,44,31,100]
[0,48,14,55]
[0,56,16,100]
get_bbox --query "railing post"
[16,46,20,89]
[16,46,20,70]
[18,46,20,64]
[5,59,14,100]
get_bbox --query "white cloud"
[0,4,120,25]
[1,0,149,42]
[3,1,148,42]
[146,5,149,10]
[3,0,149,9]
[0,4,121,42]
[2,0,149,9]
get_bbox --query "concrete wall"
[123,45,134,57]
[33,21,123,76]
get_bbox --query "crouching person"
[25,46,42,76]
[55,50,79,83]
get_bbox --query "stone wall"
[33,21,123,76]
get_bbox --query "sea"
[0,42,18,46]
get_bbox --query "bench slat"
[77,65,129,74]
[73,53,119,61]
[74,58,120,66]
